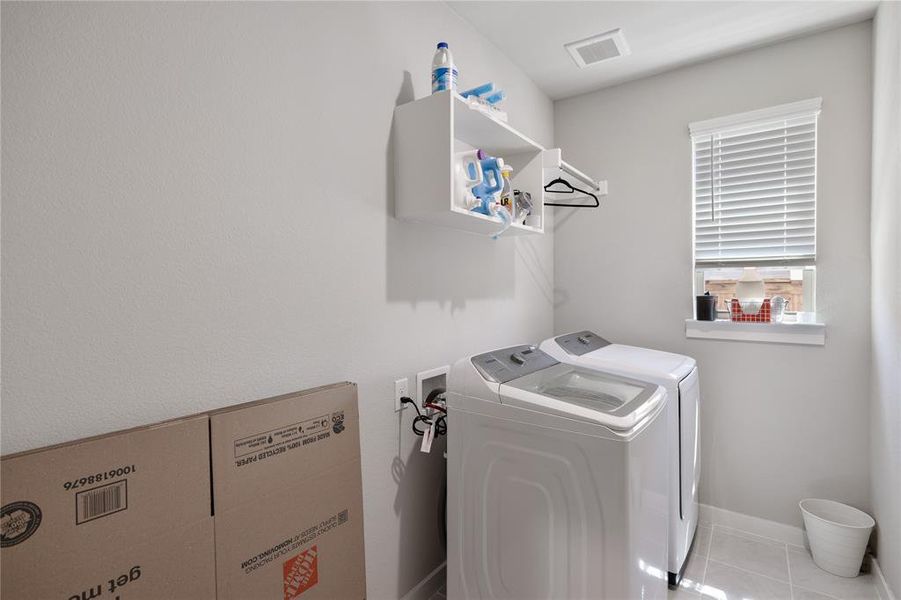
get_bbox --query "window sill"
[684,319,825,346]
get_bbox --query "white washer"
[447,344,669,600]
[540,331,700,586]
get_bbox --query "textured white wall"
[0,3,554,598]
[553,23,872,528]
[870,2,901,593]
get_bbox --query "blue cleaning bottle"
[431,42,458,94]
[471,155,505,216]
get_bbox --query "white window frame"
[686,99,825,344]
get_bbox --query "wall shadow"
[549,205,590,311]
[392,429,448,597]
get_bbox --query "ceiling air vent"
[564,29,630,68]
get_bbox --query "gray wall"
[870,2,901,593]
[553,23,872,528]
[0,3,554,598]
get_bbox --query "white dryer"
[540,331,700,586]
[447,344,669,600]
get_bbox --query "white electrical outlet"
[394,378,409,412]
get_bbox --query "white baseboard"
[401,561,446,600]
[699,503,807,548]
[872,556,898,600]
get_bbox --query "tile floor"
[430,523,879,600]
[671,524,879,600]
[431,582,447,600]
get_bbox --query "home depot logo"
[283,545,319,600]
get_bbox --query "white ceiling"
[447,1,878,100]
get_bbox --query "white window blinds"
[690,99,821,268]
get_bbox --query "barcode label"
[76,480,128,524]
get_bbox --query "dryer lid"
[585,343,696,382]
[553,330,611,356]
[543,332,695,383]
[501,363,664,431]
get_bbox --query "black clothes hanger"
[543,177,600,208]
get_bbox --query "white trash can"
[799,498,875,577]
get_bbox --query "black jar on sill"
[696,292,718,321]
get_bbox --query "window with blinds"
[690,99,821,268]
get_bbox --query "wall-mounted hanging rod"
[559,159,601,192]
[543,149,606,195]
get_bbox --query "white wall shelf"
[393,91,606,236]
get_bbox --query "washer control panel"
[471,345,558,384]
[554,330,611,356]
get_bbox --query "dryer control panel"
[471,345,558,384]
[554,330,611,356]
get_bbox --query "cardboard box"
[1,382,365,600]
[210,382,366,600]
[0,414,216,600]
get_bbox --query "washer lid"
[470,344,558,384]
[501,363,663,431]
